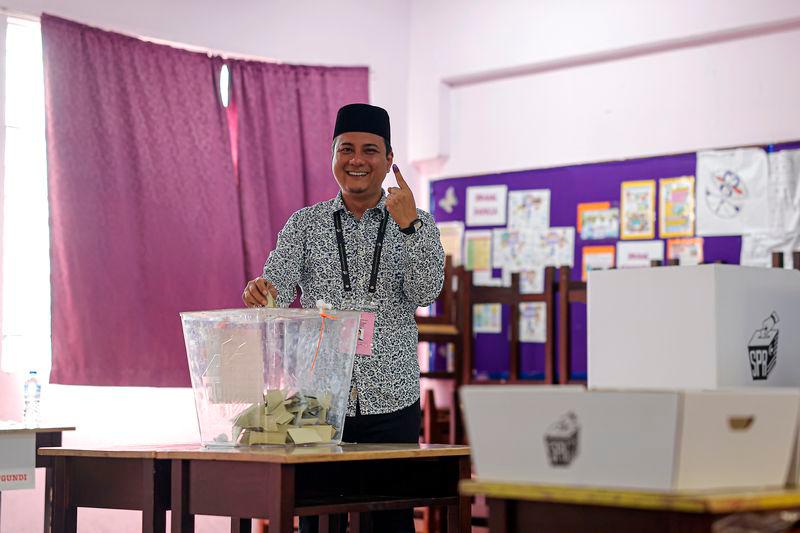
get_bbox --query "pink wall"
[407,0,800,179]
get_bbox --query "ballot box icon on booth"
[544,412,580,467]
[181,307,361,447]
[748,312,779,380]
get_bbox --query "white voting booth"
[461,386,800,491]
[587,265,800,389]
[462,264,800,491]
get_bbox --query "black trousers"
[299,399,421,533]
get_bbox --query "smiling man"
[242,103,444,533]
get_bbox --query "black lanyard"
[333,208,389,293]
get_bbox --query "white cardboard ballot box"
[461,386,800,491]
[588,265,800,390]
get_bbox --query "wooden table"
[0,425,74,533]
[460,479,800,532]
[40,443,471,533]
[39,444,171,533]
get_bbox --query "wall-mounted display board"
[429,141,800,381]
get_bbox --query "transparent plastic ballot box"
[180,307,361,447]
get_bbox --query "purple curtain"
[229,61,369,278]
[42,15,244,386]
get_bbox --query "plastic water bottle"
[23,370,41,425]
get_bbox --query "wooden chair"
[771,251,800,268]
[556,266,587,385]
[462,266,558,384]
[416,256,469,445]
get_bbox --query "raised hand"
[386,164,418,229]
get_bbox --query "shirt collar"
[333,190,387,217]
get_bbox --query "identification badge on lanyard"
[334,208,388,356]
[356,312,376,355]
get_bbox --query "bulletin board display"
[429,141,800,381]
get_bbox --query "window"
[1,17,49,374]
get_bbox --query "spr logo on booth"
[748,312,779,380]
[544,412,579,467]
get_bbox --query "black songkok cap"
[333,103,391,144]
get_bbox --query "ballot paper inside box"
[181,308,361,447]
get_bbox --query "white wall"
[408,0,800,179]
[0,2,411,532]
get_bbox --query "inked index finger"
[392,164,409,190]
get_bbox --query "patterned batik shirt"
[263,191,445,416]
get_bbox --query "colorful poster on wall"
[616,240,664,268]
[666,237,704,265]
[519,302,547,343]
[519,267,545,294]
[473,303,502,333]
[620,180,656,240]
[466,184,507,226]
[659,176,695,238]
[582,245,615,281]
[696,148,769,236]
[531,227,575,267]
[436,221,464,266]
[508,189,550,229]
[578,202,620,240]
[464,230,492,271]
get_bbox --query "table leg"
[265,464,294,533]
[230,518,251,533]
[52,457,77,533]
[142,459,168,533]
[448,456,471,533]
[171,459,194,533]
[487,499,509,533]
[43,466,54,533]
[319,513,345,533]
[348,511,371,533]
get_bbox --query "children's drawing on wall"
[620,180,656,240]
[740,232,800,269]
[492,228,535,271]
[659,176,695,238]
[767,149,800,234]
[519,302,547,343]
[616,240,664,268]
[532,227,575,267]
[577,201,619,240]
[696,148,769,236]
[508,189,550,229]
[581,246,615,281]
[473,303,502,333]
[519,267,545,294]
[666,237,704,266]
